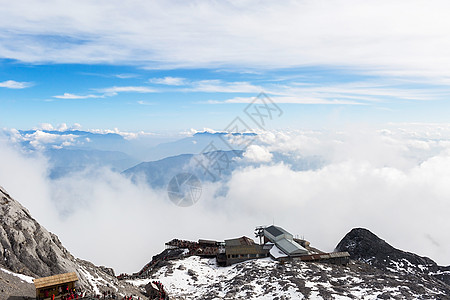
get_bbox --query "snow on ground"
[144,256,304,299]
[78,265,102,295]
[125,256,449,299]
[139,256,359,299]
[126,277,153,287]
[1,267,34,283]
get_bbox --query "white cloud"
[115,73,138,79]
[208,96,364,105]
[54,87,156,99]
[149,76,186,86]
[35,123,82,132]
[85,127,154,140]
[1,1,450,81]
[97,86,156,96]
[137,100,155,106]
[188,80,261,93]
[53,93,103,99]
[38,123,55,131]
[242,145,273,162]
[57,123,68,131]
[0,80,32,89]
[71,123,82,130]
[205,80,447,105]
[24,130,77,150]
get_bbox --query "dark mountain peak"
[336,228,394,257]
[335,227,450,286]
[336,228,436,267]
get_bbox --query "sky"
[1,0,450,273]
[2,1,450,132]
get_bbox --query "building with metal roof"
[276,238,308,256]
[264,225,309,257]
[221,236,269,266]
[264,225,293,242]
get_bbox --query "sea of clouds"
[1,124,449,273]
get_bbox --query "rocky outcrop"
[335,227,450,285]
[0,185,76,278]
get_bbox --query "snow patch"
[1,268,34,283]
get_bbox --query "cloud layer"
[1,1,450,80]
[1,125,450,274]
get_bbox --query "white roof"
[276,238,308,256]
[269,245,288,259]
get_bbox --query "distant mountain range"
[122,150,244,187]
[46,148,139,179]
[4,129,325,187]
[139,131,256,161]
[122,149,324,189]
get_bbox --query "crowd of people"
[39,287,146,300]
[39,287,86,300]
[91,290,143,299]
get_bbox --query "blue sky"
[2,1,450,133]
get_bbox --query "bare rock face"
[335,227,450,285]
[0,186,145,296]
[0,186,76,278]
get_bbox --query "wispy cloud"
[0,80,32,89]
[137,100,155,105]
[207,96,364,105]
[2,1,450,81]
[54,86,156,99]
[96,86,156,96]
[115,73,138,79]
[53,93,103,99]
[201,77,450,105]
[188,80,262,93]
[149,76,186,86]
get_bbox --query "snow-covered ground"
[126,256,447,299]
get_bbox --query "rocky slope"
[0,185,145,298]
[128,255,450,299]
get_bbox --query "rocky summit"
[336,228,450,286]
